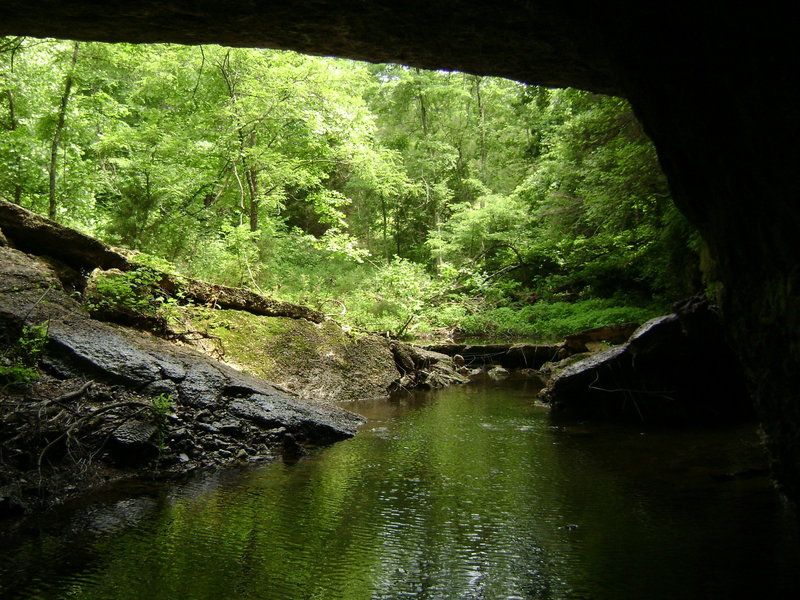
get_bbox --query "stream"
[1,376,798,599]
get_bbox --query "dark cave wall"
[2,1,799,498]
[594,5,800,497]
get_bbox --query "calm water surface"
[1,377,798,599]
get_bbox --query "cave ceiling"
[0,1,625,93]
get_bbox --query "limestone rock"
[0,245,363,447]
[108,420,159,465]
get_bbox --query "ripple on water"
[1,381,799,599]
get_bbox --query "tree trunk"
[246,167,259,231]
[219,53,261,232]
[4,40,24,204]
[415,70,429,137]
[395,197,402,257]
[4,89,22,204]
[48,41,79,221]
[473,75,487,207]
[380,196,389,261]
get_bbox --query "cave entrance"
[2,0,799,500]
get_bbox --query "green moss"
[185,307,359,380]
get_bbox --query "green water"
[1,376,798,599]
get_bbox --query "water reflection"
[1,376,798,599]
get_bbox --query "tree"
[48,41,79,220]
[0,37,698,335]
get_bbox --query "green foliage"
[86,267,164,317]
[149,393,175,448]
[150,392,174,415]
[0,365,39,386]
[338,258,443,335]
[460,299,663,340]
[0,321,49,386]
[11,322,49,365]
[507,90,697,299]
[187,223,264,288]
[1,38,701,341]
[129,251,180,276]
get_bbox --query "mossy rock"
[185,307,399,403]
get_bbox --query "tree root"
[37,400,152,468]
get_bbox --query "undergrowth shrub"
[0,322,49,386]
[110,240,668,342]
[460,298,664,339]
[150,393,175,448]
[84,267,181,332]
[86,267,165,316]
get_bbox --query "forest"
[0,37,702,339]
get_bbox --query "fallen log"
[562,322,640,353]
[160,276,326,323]
[423,343,560,369]
[0,198,129,271]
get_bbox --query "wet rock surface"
[0,244,359,437]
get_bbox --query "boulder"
[227,393,355,444]
[488,366,510,379]
[281,432,307,461]
[108,420,160,465]
[540,298,753,424]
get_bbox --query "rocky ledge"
[0,244,362,515]
[539,297,753,424]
